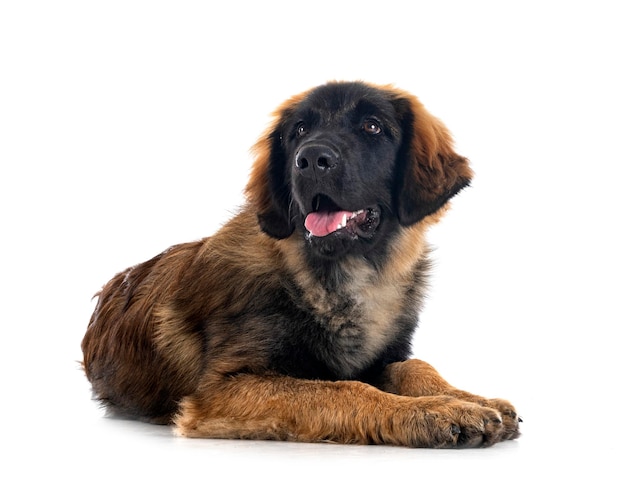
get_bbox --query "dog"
[82,81,521,448]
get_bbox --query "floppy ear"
[245,94,308,239]
[245,129,293,239]
[391,91,473,226]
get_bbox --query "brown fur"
[82,81,520,447]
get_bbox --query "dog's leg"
[174,373,511,447]
[374,359,521,440]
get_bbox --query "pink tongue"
[305,211,350,237]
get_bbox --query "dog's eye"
[363,119,382,135]
[296,122,308,137]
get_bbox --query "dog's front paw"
[401,397,509,448]
[447,390,522,442]
[482,398,521,441]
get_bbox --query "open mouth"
[304,195,381,239]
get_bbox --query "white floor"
[5,337,620,490]
[2,1,625,490]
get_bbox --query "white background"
[1,1,624,489]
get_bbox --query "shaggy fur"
[82,81,520,448]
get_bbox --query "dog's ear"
[246,95,308,239]
[246,128,293,239]
[390,91,473,226]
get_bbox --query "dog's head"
[246,81,473,259]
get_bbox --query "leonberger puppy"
[82,81,521,448]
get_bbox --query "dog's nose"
[295,144,339,177]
